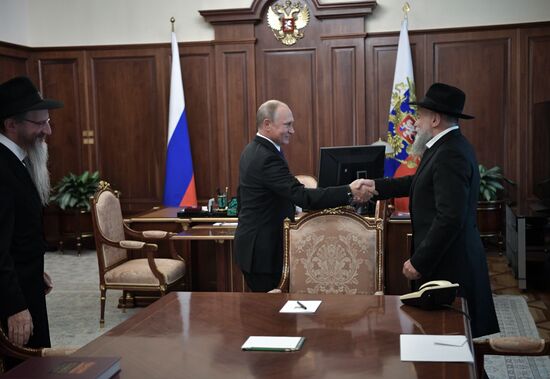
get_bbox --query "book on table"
[241,336,305,352]
[2,356,120,379]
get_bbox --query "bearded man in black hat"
[369,82,499,338]
[0,76,63,360]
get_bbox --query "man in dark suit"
[235,100,375,292]
[370,83,498,338]
[0,76,63,356]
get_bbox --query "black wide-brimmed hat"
[0,76,63,119]
[410,82,474,119]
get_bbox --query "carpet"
[44,250,139,349]
[484,295,550,379]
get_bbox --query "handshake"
[349,179,378,204]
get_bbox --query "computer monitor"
[317,145,385,188]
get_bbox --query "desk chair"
[90,182,186,324]
[272,204,385,294]
[474,336,550,378]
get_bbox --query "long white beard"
[26,139,51,206]
[411,129,432,157]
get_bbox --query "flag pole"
[170,17,175,32]
[402,2,410,21]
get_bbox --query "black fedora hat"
[410,82,474,119]
[0,76,63,119]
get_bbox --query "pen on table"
[434,339,467,347]
[296,301,307,310]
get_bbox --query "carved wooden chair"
[0,326,75,374]
[474,336,550,378]
[271,203,385,294]
[90,181,186,324]
[295,174,318,189]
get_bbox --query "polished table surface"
[76,292,474,379]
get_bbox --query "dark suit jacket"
[0,142,50,348]
[234,136,350,275]
[375,129,499,337]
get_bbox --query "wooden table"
[126,207,239,292]
[76,292,474,379]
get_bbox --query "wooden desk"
[172,227,245,292]
[75,292,474,379]
[126,208,239,292]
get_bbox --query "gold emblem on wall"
[267,1,310,46]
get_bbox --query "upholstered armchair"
[90,182,186,324]
[271,204,385,295]
[474,336,550,378]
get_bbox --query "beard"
[411,128,432,157]
[26,139,51,206]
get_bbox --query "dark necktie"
[23,156,32,176]
[278,149,285,161]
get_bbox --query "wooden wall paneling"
[0,43,31,82]
[33,51,88,185]
[87,48,167,212]
[523,28,550,199]
[425,30,514,183]
[254,1,322,177]
[179,43,218,202]
[214,42,256,197]
[365,33,424,144]
[322,37,366,148]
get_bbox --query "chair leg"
[100,288,106,326]
[122,290,127,313]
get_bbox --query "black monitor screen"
[317,145,385,188]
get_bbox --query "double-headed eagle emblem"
[267,1,310,46]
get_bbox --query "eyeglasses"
[24,118,51,127]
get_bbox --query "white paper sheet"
[212,222,238,226]
[241,336,305,351]
[400,334,474,362]
[279,300,321,313]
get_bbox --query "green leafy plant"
[50,171,100,211]
[478,165,513,202]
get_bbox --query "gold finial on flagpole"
[402,2,410,20]
[170,17,175,32]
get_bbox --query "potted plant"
[50,171,100,253]
[477,165,514,250]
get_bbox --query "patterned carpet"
[44,250,139,348]
[487,251,550,340]
[486,249,550,378]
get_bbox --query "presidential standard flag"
[384,17,417,211]
[163,31,197,207]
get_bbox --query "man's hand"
[44,272,53,295]
[402,259,421,280]
[7,309,33,346]
[350,179,378,203]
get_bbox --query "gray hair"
[256,100,286,130]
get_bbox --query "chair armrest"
[119,240,158,251]
[123,223,173,241]
[476,336,547,355]
[42,347,78,357]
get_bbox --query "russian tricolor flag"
[163,31,197,207]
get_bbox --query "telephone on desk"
[400,280,459,310]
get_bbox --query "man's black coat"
[234,136,351,277]
[0,143,50,348]
[375,129,499,337]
